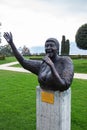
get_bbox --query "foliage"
[61,35,70,55]
[65,39,70,55]
[21,45,31,56]
[0,55,5,60]
[0,70,86,130]
[0,44,14,56]
[75,23,87,50]
[69,55,87,59]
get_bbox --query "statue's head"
[45,38,59,58]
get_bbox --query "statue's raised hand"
[3,32,13,44]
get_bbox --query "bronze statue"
[3,32,74,91]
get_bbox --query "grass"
[71,79,87,130]
[0,70,38,130]
[0,56,17,64]
[73,59,87,73]
[0,70,87,130]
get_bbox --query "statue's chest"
[38,62,63,82]
[39,64,52,81]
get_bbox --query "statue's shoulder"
[58,55,72,62]
[58,56,73,67]
[58,56,74,79]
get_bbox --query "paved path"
[0,61,29,73]
[0,62,87,79]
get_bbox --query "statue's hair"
[45,38,59,54]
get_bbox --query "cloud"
[0,0,87,48]
[38,0,87,16]
[1,0,87,18]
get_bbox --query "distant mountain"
[70,42,87,55]
[30,46,45,54]
[30,42,87,55]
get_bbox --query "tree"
[22,45,31,56]
[0,44,14,56]
[61,35,70,55]
[65,39,70,55]
[75,23,87,50]
[61,35,66,55]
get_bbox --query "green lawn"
[71,79,87,130]
[73,59,87,73]
[0,56,17,64]
[0,70,86,130]
[0,70,38,130]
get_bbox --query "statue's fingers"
[3,32,7,38]
[10,32,12,37]
[3,32,7,36]
[4,32,9,37]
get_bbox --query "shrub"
[75,23,87,50]
[0,55,5,60]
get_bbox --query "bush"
[75,23,87,50]
[69,55,87,59]
[0,55,5,60]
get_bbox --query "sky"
[0,0,87,48]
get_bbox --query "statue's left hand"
[43,55,54,67]
[3,32,13,44]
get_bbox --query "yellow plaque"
[41,91,54,104]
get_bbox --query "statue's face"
[45,41,58,58]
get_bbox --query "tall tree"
[65,39,70,55]
[61,35,66,55]
[75,23,87,50]
[61,35,70,55]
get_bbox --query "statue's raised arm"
[3,32,42,75]
[3,33,74,91]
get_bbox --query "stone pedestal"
[36,86,71,130]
